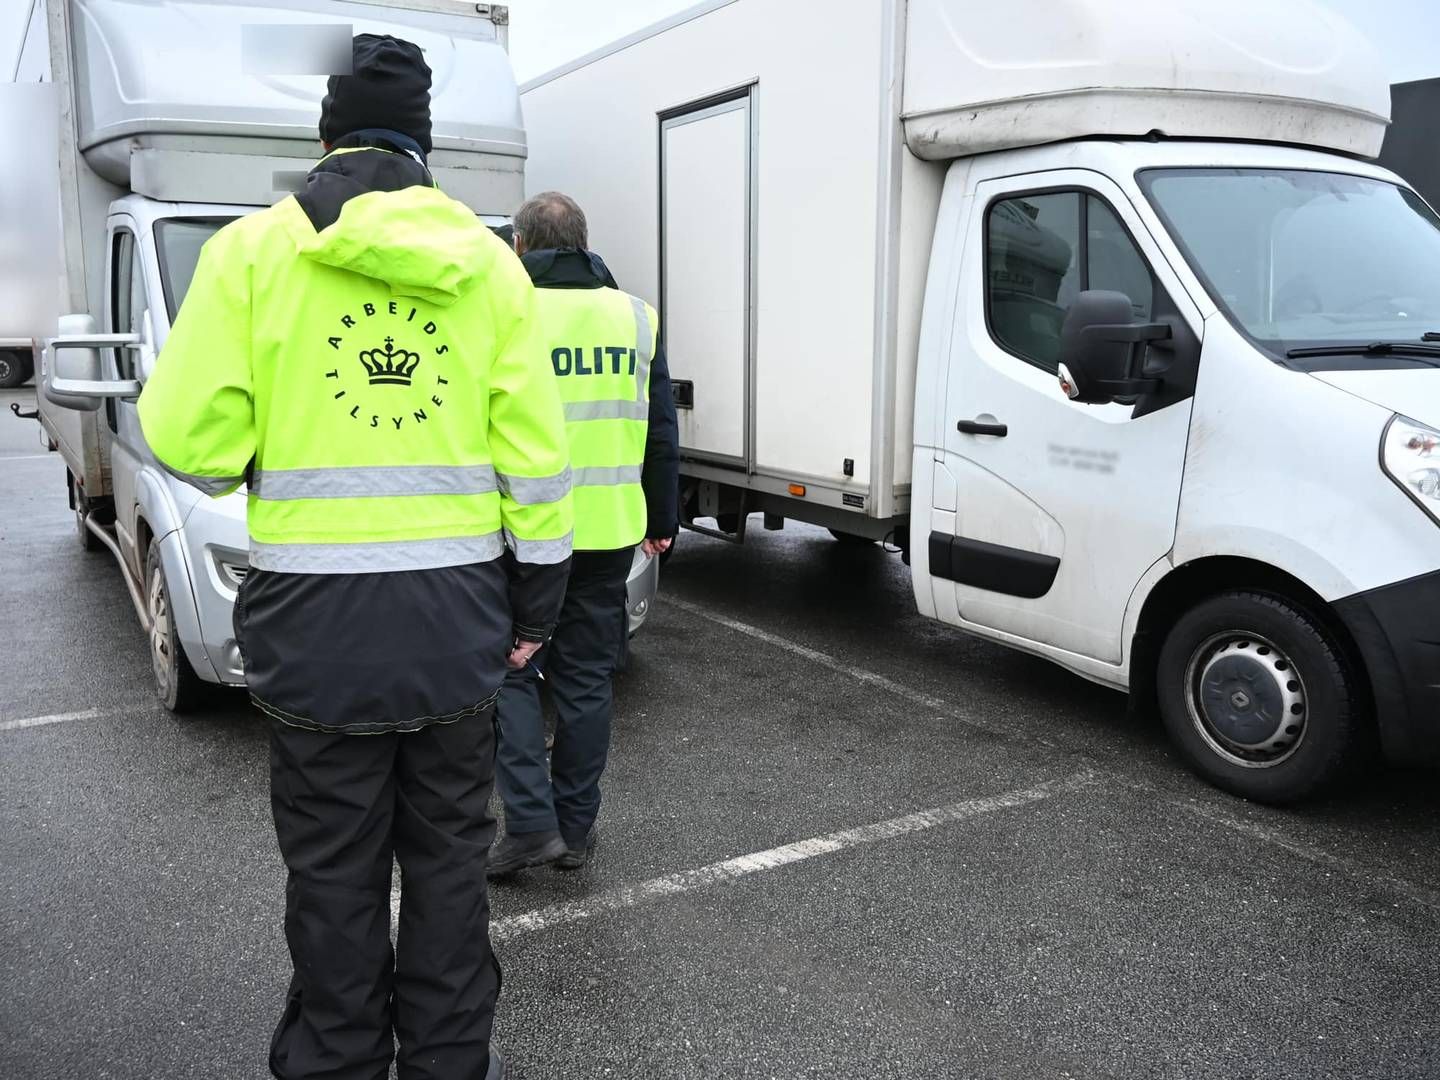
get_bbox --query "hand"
[642,537,672,558]
[506,639,543,671]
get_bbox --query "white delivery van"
[21,0,658,712]
[522,0,1440,803]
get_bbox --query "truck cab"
[914,139,1440,802]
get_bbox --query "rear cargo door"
[660,89,756,468]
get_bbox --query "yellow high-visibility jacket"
[138,142,574,732]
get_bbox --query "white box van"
[522,0,1440,802]
[23,0,658,712]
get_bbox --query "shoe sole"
[487,837,568,877]
[555,834,597,871]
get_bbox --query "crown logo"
[358,337,421,386]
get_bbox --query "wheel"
[1156,591,1362,804]
[144,542,208,713]
[69,473,105,553]
[0,350,27,389]
[827,528,876,546]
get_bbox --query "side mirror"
[1056,290,1171,405]
[42,311,143,411]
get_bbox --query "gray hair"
[513,191,588,252]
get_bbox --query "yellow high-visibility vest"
[534,285,657,551]
[139,153,574,573]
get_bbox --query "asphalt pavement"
[3,384,1438,1080]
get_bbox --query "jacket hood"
[289,143,497,307]
[522,247,619,290]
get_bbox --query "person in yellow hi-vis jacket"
[486,192,679,878]
[137,35,566,1080]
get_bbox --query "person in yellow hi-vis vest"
[487,192,679,877]
[137,36,567,1080]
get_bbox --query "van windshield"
[154,217,234,323]
[1140,169,1440,367]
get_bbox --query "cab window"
[107,230,147,432]
[985,191,1155,374]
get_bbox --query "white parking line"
[663,596,1440,915]
[0,709,105,732]
[389,771,1094,938]
[0,706,145,732]
[489,771,1093,942]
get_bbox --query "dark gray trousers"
[268,711,500,1080]
[495,547,632,844]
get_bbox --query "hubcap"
[1184,633,1307,768]
[148,565,175,696]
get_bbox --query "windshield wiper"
[1286,341,1440,360]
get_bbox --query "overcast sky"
[4,0,1438,89]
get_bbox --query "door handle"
[957,418,1008,437]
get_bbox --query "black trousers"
[268,711,501,1080]
[495,547,632,842]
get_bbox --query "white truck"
[21,0,658,712]
[0,341,36,390]
[522,0,1440,802]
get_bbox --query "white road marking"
[0,706,145,732]
[0,453,56,462]
[1,709,103,732]
[661,596,1440,915]
[390,772,1094,938]
[490,772,1092,942]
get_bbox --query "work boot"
[556,825,598,871]
[487,830,566,877]
[486,1045,509,1079]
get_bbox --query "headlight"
[1382,415,1440,524]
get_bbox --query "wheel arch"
[1129,556,1373,727]
[138,511,219,685]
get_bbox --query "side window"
[1087,198,1153,321]
[107,231,149,431]
[986,191,1157,373]
[986,193,1080,373]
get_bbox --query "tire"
[0,350,26,389]
[827,528,876,546]
[1156,590,1362,804]
[144,542,209,713]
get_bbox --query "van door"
[935,172,1201,664]
[104,217,154,578]
[659,88,757,470]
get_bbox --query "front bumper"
[1334,569,1440,765]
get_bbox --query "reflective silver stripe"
[496,466,572,505]
[573,464,643,487]
[249,532,503,574]
[252,464,498,501]
[564,400,649,422]
[160,462,244,497]
[629,294,652,404]
[503,529,573,565]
